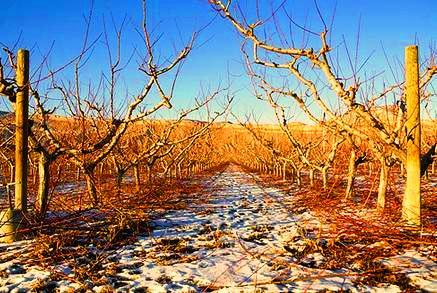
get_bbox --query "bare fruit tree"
[29,1,196,209]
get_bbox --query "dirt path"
[0,165,436,292]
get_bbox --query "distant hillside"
[3,112,433,136]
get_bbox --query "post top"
[17,49,29,55]
[405,45,418,50]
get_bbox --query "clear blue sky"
[1,0,436,122]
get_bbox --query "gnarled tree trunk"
[36,153,50,219]
[377,158,388,210]
[84,168,98,207]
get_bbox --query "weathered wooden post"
[402,45,421,226]
[0,209,22,243]
[0,49,29,242]
[15,49,30,212]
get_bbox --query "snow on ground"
[0,165,436,292]
[380,249,437,292]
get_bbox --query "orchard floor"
[0,164,436,292]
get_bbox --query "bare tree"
[31,2,196,207]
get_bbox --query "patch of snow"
[380,249,437,292]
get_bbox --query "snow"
[0,165,435,292]
[380,249,437,292]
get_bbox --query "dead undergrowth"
[0,165,228,287]
[246,166,436,289]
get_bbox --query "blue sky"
[1,0,436,122]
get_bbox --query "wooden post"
[402,45,421,226]
[14,49,30,212]
[1,49,29,243]
[0,209,23,243]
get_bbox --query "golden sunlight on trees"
[210,0,437,224]
[0,0,435,291]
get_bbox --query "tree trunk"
[345,150,356,200]
[377,159,388,211]
[177,163,181,179]
[282,162,286,181]
[309,169,314,186]
[115,169,124,189]
[37,153,50,219]
[321,167,328,190]
[289,167,295,184]
[296,168,302,186]
[172,165,177,179]
[84,170,98,207]
[134,164,140,191]
[100,163,104,176]
[147,165,152,182]
[9,164,14,183]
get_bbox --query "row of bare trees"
[210,0,436,225]
[0,1,232,242]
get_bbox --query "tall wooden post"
[402,45,421,226]
[0,49,29,243]
[15,49,30,212]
